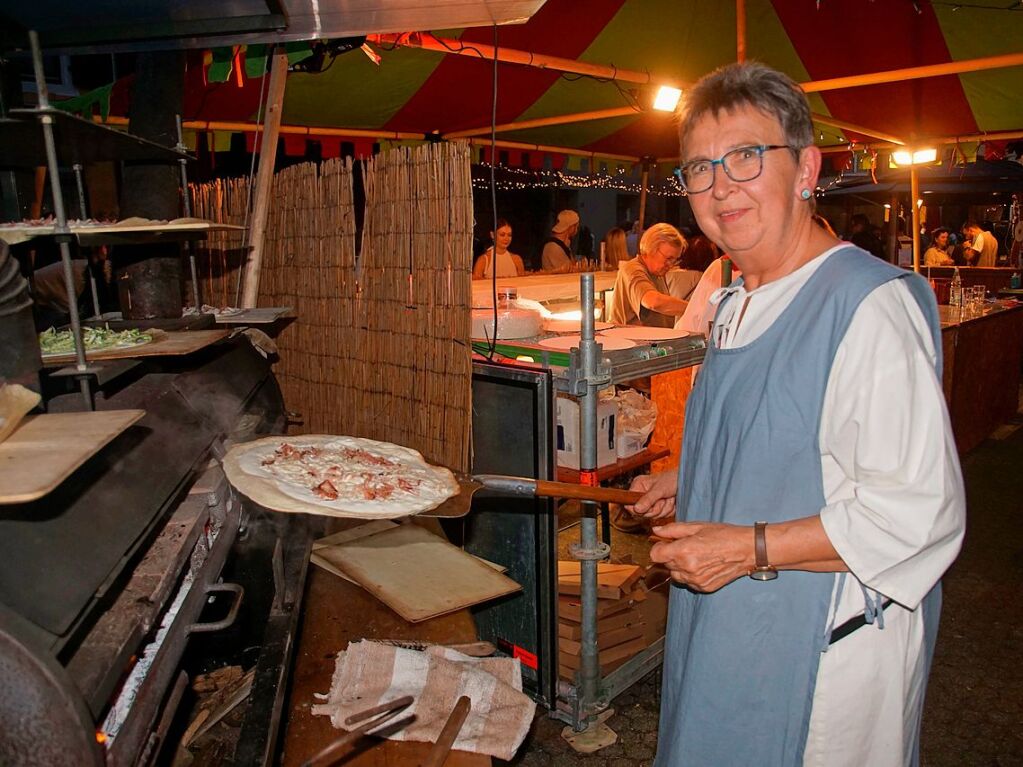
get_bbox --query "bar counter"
[919,266,1016,296]
[472,271,616,304]
[939,301,1023,453]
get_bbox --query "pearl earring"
[800,188,812,200]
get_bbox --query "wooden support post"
[810,113,905,146]
[241,48,289,309]
[887,193,899,265]
[443,106,638,140]
[736,0,747,63]
[910,165,921,273]
[638,162,650,230]
[802,51,1023,93]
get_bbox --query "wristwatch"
[749,521,778,581]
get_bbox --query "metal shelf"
[552,338,705,394]
[0,108,190,167]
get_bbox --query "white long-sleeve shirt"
[707,245,965,624]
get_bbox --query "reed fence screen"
[190,142,473,472]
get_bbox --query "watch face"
[750,569,778,582]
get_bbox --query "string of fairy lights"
[471,162,686,196]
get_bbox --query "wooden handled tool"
[422,473,643,518]
[420,696,471,767]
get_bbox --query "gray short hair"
[677,61,814,160]
[639,223,686,257]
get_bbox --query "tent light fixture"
[653,86,682,112]
[891,147,939,167]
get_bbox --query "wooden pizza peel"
[421,474,644,518]
[222,437,643,520]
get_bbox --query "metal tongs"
[301,695,415,767]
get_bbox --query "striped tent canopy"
[114,0,1023,165]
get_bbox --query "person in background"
[963,220,998,267]
[665,235,715,302]
[924,227,955,267]
[540,209,579,272]
[472,219,525,279]
[847,212,886,260]
[606,222,688,327]
[625,219,642,257]
[625,60,964,766]
[680,234,720,274]
[603,227,629,270]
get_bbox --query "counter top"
[938,300,1023,329]
[472,272,617,305]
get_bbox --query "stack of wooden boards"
[557,561,668,681]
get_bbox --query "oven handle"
[189,582,245,634]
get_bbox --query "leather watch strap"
[754,521,770,569]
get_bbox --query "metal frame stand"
[559,273,617,749]
[176,115,202,311]
[29,30,93,410]
[71,162,102,318]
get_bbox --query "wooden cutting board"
[41,329,232,366]
[0,410,145,504]
[314,523,521,623]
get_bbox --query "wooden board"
[559,622,645,656]
[558,608,645,641]
[558,636,647,674]
[41,329,232,366]
[556,561,643,600]
[558,587,645,623]
[213,307,293,325]
[282,541,490,767]
[314,523,521,623]
[0,410,145,504]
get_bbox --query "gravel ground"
[503,425,1023,766]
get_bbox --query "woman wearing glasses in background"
[624,62,964,766]
[606,222,688,327]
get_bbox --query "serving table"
[281,518,491,767]
[939,301,1023,453]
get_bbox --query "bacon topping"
[313,479,339,500]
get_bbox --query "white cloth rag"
[312,640,535,760]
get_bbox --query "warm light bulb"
[653,86,683,112]
[913,148,937,164]
[892,150,914,166]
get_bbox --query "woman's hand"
[649,522,753,592]
[626,471,678,520]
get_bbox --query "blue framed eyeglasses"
[679,145,792,194]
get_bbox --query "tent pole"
[464,137,640,163]
[887,194,899,264]
[910,166,921,273]
[444,107,639,139]
[96,115,421,141]
[803,51,1023,93]
[241,48,288,309]
[638,161,650,229]
[811,113,905,145]
[368,32,655,85]
[736,0,747,63]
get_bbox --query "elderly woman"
[626,62,964,766]
[606,223,688,327]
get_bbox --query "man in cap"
[541,209,579,272]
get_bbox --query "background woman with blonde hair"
[603,227,628,270]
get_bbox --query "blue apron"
[654,247,943,766]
